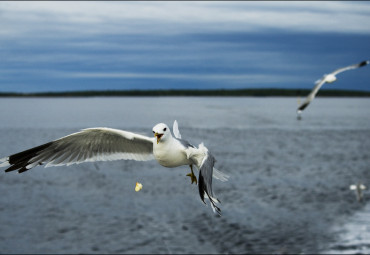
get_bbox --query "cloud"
[0,69,307,85]
[1,1,370,39]
[0,2,369,92]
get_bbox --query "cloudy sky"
[0,1,370,92]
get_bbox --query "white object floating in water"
[349,183,366,202]
[349,184,366,190]
[135,182,143,192]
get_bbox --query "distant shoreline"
[1,88,370,97]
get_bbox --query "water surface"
[0,97,369,254]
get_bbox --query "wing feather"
[173,120,181,139]
[297,79,326,112]
[1,127,154,173]
[189,143,221,215]
[331,60,369,76]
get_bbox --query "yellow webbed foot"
[186,172,197,185]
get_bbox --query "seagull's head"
[152,123,172,144]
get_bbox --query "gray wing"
[172,121,196,148]
[198,151,221,215]
[173,120,194,148]
[297,79,326,112]
[331,60,369,76]
[176,137,195,149]
[0,127,154,173]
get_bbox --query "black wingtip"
[214,204,222,216]
[359,60,369,67]
[198,174,206,204]
[198,173,222,216]
[5,163,24,173]
[18,167,30,173]
[297,102,309,112]
[3,142,53,173]
[5,163,29,173]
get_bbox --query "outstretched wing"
[0,127,154,173]
[331,60,369,76]
[297,79,326,112]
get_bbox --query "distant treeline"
[1,89,370,97]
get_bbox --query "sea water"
[0,97,369,253]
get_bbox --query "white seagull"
[297,60,369,117]
[0,120,228,215]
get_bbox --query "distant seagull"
[350,182,366,202]
[0,120,228,215]
[297,60,369,118]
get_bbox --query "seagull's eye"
[153,131,155,134]
[163,128,167,131]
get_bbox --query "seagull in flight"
[0,120,228,215]
[297,60,369,118]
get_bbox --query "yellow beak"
[154,133,163,144]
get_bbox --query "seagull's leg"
[186,165,197,185]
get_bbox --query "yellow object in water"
[135,182,143,192]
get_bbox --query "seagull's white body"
[153,135,192,168]
[297,60,369,116]
[0,120,228,215]
[321,74,337,84]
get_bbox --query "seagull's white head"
[152,123,172,144]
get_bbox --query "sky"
[0,1,370,93]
